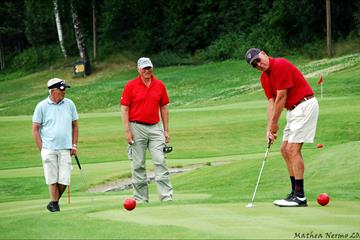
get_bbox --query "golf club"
[246,140,272,208]
[74,155,95,205]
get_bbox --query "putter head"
[246,203,254,208]
[163,144,173,153]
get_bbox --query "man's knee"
[281,144,288,157]
[284,144,301,158]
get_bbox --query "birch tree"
[53,0,67,59]
[70,0,91,75]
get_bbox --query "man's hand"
[269,121,279,136]
[71,145,77,156]
[164,130,170,143]
[267,130,277,144]
[126,131,134,145]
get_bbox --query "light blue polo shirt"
[32,97,79,150]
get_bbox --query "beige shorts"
[283,97,319,143]
[41,149,73,185]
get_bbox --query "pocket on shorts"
[290,104,304,119]
[41,149,52,164]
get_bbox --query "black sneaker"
[274,196,307,207]
[47,201,60,212]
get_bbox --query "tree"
[53,0,67,59]
[70,0,91,75]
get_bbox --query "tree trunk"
[92,0,97,61]
[71,0,91,76]
[53,0,67,59]
[326,0,332,58]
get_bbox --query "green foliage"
[24,0,57,46]
[11,45,63,70]
[2,0,360,70]
[302,40,327,59]
[197,33,251,61]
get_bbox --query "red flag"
[318,76,324,85]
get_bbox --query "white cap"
[47,78,70,90]
[137,57,153,69]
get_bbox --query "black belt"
[288,95,314,111]
[131,121,157,126]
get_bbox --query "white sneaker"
[273,192,294,205]
[274,196,307,207]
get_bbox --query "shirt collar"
[137,75,155,88]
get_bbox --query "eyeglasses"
[251,58,260,68]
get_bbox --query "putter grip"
[75,155,82,170]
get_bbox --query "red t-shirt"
[120,75,170,124]
[260,57,314,110]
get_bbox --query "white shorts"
[283,97,319,143]
[41,149,73,185]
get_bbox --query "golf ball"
[316,143,324,148]
[317,193,330,206]
[123,198,136,211]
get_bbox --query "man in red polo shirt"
[120,57,173,203]
[245,48,319,207]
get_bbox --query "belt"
[131,121,157,126]
[288,95,314,111]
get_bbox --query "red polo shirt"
[120,75,169,124]
[260,57,314,110]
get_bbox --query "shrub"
[302,40,327,59]
[197,32,251,61]
[11,45,62,71]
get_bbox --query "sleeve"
[120,83,132,106]
[274,59,294,90]
[32,103,43,124]
[159,82,170,106]
[70,100,79,121]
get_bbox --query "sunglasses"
[251,58,260,68]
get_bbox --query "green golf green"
[0,54,359,239]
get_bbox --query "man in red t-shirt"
[120,57,173,203]
[245,48,319,207]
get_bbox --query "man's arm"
[268,89,287,141]
[71,120,79,156]
[32,123,42,151]
[120,105,133,144]
[160,105,169,143]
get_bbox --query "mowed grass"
[0,54,360,239]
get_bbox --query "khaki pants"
[128,122,173,202]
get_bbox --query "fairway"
[1,55,360,239]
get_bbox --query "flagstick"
[68,185,70,206]
[321,84,323,99]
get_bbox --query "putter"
[246,140,272,208]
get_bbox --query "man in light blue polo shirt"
[32,78,79,212]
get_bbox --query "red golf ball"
[123,198,136,211]
[317,193,330,206]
